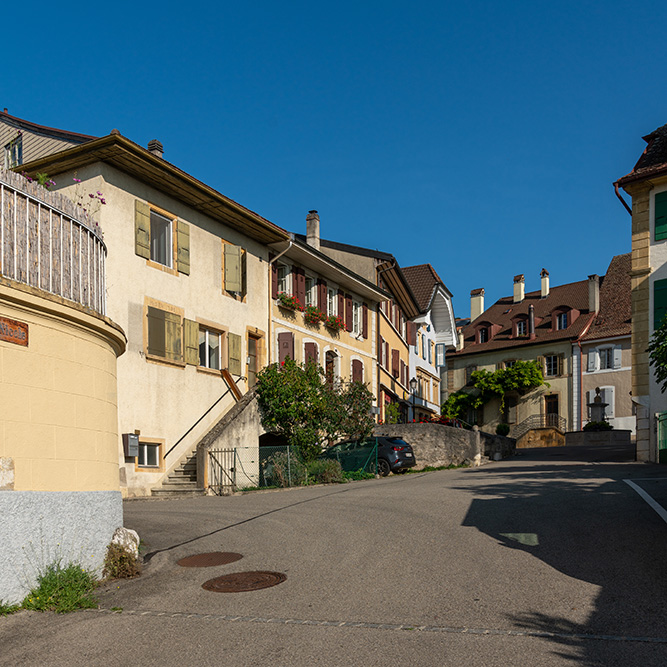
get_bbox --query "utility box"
[122,433,139,458]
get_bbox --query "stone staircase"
[151,452,204,497]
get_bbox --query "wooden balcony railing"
[0,167,106,316]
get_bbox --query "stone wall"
[517,427,565,449]
[565,430,632,448]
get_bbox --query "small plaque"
[0,317,28,347]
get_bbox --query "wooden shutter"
[135,200,150,259]
[224,244,242,292]
[147,306,166,357]
[613,346,622,370]
[338,290,345,323]
[655,279,667,330]
[407,321,416,346]
[317,279,327,311]
[447,369,454,390]
[278,332,294,364]
[656,191,667,241]
[587,349,597,372]
[362,303,368,338]
[176,220,190,275]
[304,342,318,364]
[345,295,353,332]
[352,359,363,383]
[392,349,400,378]
[228,333,242,375]
[557,354,564,377]
[270,254,278,299]
[183,319,199,365]
[164,311,182,361]
[295,267,306,307]
[385,342,390,369]
[537,355,546,376]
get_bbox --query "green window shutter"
[224,244,242,292]
[164,311,182,361]
[228,333,242,376]
[177,220,190,275]
[654,279,667,329]
[184,318,199,365]
[135,200,150,259]
[656,192,667,241]
[147,306,166,357]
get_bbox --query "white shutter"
[613,346,622,370]
[601,386,615,418]
[587,390,593,420]
[435,343,446,368]
[587,349,598,372]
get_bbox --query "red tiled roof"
[402,264,449,312]
[617,123,667,186]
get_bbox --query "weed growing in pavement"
[21,562,98,613]
[406,463,469,473]
[0,600,20,616]
[102,543,141,580]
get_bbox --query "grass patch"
[21,562,98,613]
[0,600,20,616]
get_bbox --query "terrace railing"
[509,413,567,440]
[0,167,106,316]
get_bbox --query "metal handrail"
[509,413,567,440]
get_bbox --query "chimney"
[529,304,536,340]
[306,210,320,250]
[457,328,465,351]
[470,288,485,321]
[513,274,525,303]
[147,139,164,158]
[540,268,550,298]
[588,274,600,314]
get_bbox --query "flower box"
[277,292,304,312]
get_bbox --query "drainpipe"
[267,241,293,363]
[614,182,632,216]
[575,314,596,430]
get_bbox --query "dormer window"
[556,312,568,330]
[475,320,498,344]
[515,319,527,336]
[479,327,489,343]
[551,306,579,331]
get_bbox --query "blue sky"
[6,1,667,316]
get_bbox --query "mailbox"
[122,433,139,458]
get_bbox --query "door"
[657,412,667,464]
[545,395,559,427]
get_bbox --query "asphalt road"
[3,444,667,666]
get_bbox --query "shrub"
[342,469,375,481]
[103,543,141,580]
[22,562,98,613]
[306,459,344,484]
[583,421,613,432]
[264,451,307,487]
[496,423,510,436]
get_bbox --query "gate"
[208,448,237,495]
[657,412,667,464]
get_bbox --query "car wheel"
[378,459,391,477]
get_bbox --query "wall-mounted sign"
[0,317,28,347]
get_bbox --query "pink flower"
[73,178,82,183]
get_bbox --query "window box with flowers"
[324,315,345,332]
[304,305,326,326]
[277,292,305,312]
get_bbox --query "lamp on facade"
[410,377,418,421]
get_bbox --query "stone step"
[151,487,205,498]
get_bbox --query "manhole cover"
[177,552,243,568]
[202,571,287,592]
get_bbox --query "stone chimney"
[513,274,525,304]
[147,139,164,158]
[306,210,320,250]
[470,288,485,321]
[457,328,465,351]
[588,274,600,314]
[540,268,550,298]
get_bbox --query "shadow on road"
[459,446,667,665]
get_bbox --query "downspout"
[614,182,633,216]
[267,241,293,363]
[575,314,596,430]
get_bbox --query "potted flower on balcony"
[324,315,345,332]
[304,305,326,326]
[277,292,305,312]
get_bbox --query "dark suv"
[320,436,417,476]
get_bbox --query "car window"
[386,438,409,446]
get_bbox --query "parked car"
[320,436,417,476]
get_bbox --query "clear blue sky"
[6,1,667,317]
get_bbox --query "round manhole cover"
[177,552,243,568]
[202,571,287,592]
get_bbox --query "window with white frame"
[516,319,527,336]
[150,210,173,267]
[599,347,613,370]
[352,300,361,335]
[327,287,337,316]
[305,276,316,307]
[545,355,559,377]
[199,327,222,370]
[556,312,568,330]
[277,263,290,294]
[421,335,426,359]
[137,441,161,468]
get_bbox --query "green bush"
[103,543,141,580]
[496,423,510,436]
[306,459,344,484]
[264,451,306,487]
[343,469,375,481]
[22,562,98,613]
[583,421,613,432]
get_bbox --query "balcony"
[0,167,106,316]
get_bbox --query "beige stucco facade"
[0,280,125,491]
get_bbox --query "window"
[135,201,189,274]
[428,341,433,365]
[516,319,527,336]
[277,263,290,295]
[199,327,222,370]
[327,288,338,316]
[137,441,161,468]
[479,327,488,343]
[545,355,558,377]
[435,343,446,368]
[421,335,426,358]
[147,305,182,362]
[248,334,260,387]
[655,278,667,330]
[599,347,613,370]
[505,359,516,369]
[305,276,316,307]
[4,135,22,168]
[352,301,361,335]
[655,191,667,242]
[222,241,245,296]
[556,312,568,330]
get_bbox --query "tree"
[648,316,667,393]
[256,358,375,461]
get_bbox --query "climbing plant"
[648,316,667,393]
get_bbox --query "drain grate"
[202,571,287,592]
[177,552,243,568]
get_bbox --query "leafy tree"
[256,358,375,461]
[648,316,667,393]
